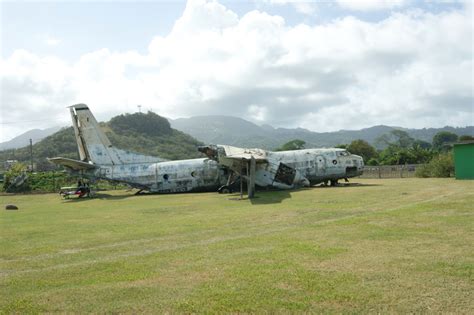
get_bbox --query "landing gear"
[321,179,340,186]
[218,171,240,194]
[218,185,232,194]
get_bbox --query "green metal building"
[453,141,474,179]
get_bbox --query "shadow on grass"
[312,182,382,189]
[251,190,292,204]
[224,189,292,204]
[61,192,135,202]
[223,182,380,205]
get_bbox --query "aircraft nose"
[353,154,364,167]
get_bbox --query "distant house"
[4,160,18,170]
[453,141,474,180]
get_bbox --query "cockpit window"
[337,151,351,156]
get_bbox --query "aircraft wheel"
[218,186,232,194]
[330,179,338,186]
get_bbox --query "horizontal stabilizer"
[48,157,96,171]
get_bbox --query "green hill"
[0,112,204,171]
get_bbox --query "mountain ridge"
[0,126,61,150]
[2,114,472,156]
[170,116,473,149]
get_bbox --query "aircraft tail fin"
[69,104,164,166]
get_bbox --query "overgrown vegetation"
[2,164,76,193]
[2,163,29,193]
[415,153,454,178]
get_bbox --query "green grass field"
[1,178,473,313]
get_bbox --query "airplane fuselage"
[85,158,228,193]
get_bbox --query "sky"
[0,0,473,142]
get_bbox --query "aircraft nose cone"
[353,154,364,167]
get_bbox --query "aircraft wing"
[48,157,96,171]
[218,145,268,162]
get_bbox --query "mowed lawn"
[1,178,473,313]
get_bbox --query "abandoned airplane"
[49,104,364,194]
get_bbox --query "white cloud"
[1,0,472,142]
[336,0,409,11]
[260,0,317,15]
[248,104,268,121]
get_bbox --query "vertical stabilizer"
[70,104,120,165]
[70,107,90,161]
[69,104,164,165]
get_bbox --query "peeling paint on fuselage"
[86,158,227,193]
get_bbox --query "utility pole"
[137,105,142,113]
[240,159,244,200]
[29,138,33,172]
[247,156,256,199]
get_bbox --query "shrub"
[415,153,454,178]
[415,164,431,178]
[2,163,30,192]
[28,172,72,192]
